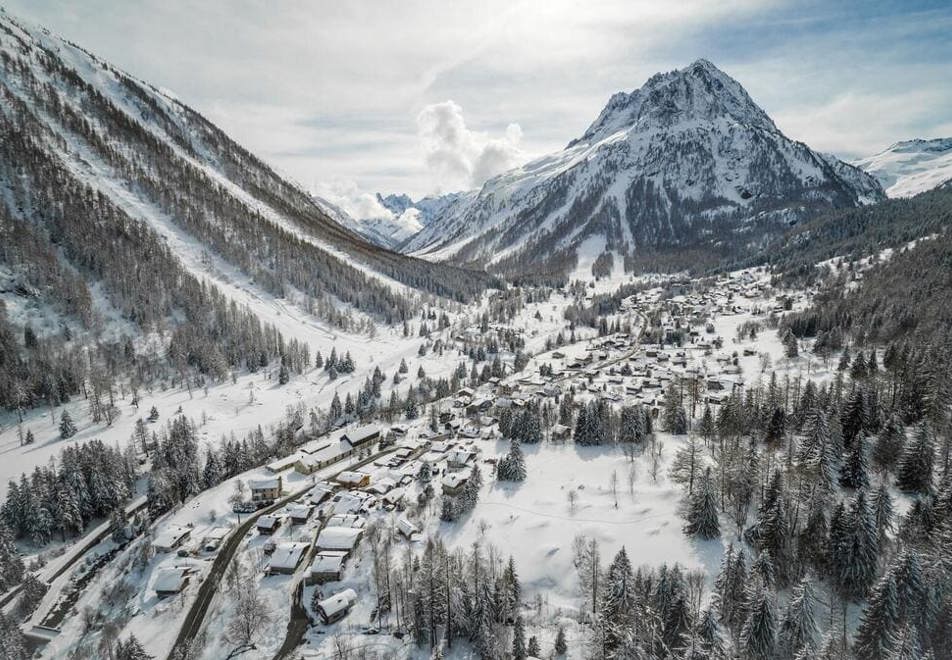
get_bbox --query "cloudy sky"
[6,0,951,217]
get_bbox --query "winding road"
[167,447,397,660]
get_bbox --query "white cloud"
[312,180,393,221]
[417,101,525,192]
[6,1,951,194]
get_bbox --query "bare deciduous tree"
[226,562,272,651]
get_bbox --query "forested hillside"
[753,187,952,284]
[0,13,492,413]
[783,229,952,350]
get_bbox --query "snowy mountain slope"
[853,138,952,197]
[0,10,490,328]
[404,59,885,275]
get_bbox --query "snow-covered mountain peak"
[571,59,775,148]
[853,137,952,198]
[405,59,884,275]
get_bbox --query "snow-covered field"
[435,437,721,609]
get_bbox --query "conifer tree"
[798,410,839,492]
[840,434,870,490]
[684,606,726,660]
[896,423,935,493]
[526,635,541,657]
[740,585,776,660]
[512,614,527,660]
[714,544,748,636]
[871,482,895,546]
[885,625,925,660]
[873,415,905,473]
[115,634,153,660]
[601,547,635,655]
[59,410,77,439]
[684,468,720,539]
[554,626,568,655]
[405,390,419,420]
[777,579,818,660]
[0,521,24,591]
[0,610,28,660]
[832,491,879,602]
[670,434,704,494]
[853,572,900,660]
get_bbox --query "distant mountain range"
[314,192,475,250]
[389,59,886,276]
[852,138,952,198]
[313,62,952,278]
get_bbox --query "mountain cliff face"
[404,59,884,276]
[853,138,952,198]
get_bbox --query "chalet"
[307,483,335,506]
[268,541,310,575]
[153,526,191,553]
[327,491,366,515]
[316,526,363,554]
[256,515,281,535]
[366,477,397,496]
[541,384,562,398]
[397,516,419,539]
[419,428,453,442]
[202,527,230,552]
[460,425,480,439]
[154,567,191,597]
[335,471,370,489]
[429,440,451,453]
[308,551,348,584]
[466,397,493,416]
[326,514,366,529]
[387,425,408,440]
[266,454,301,474]
[294,438,355,475]
[287,504,314,524]
[550,424,571,442]
[317,588,358,624]
[498,382,518,395]
[383,487,406,507]
[341,424,380,449]
[390,446,412,460]
[442,471,470,496]
[447,449,476,470]
[249,476,282,505]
